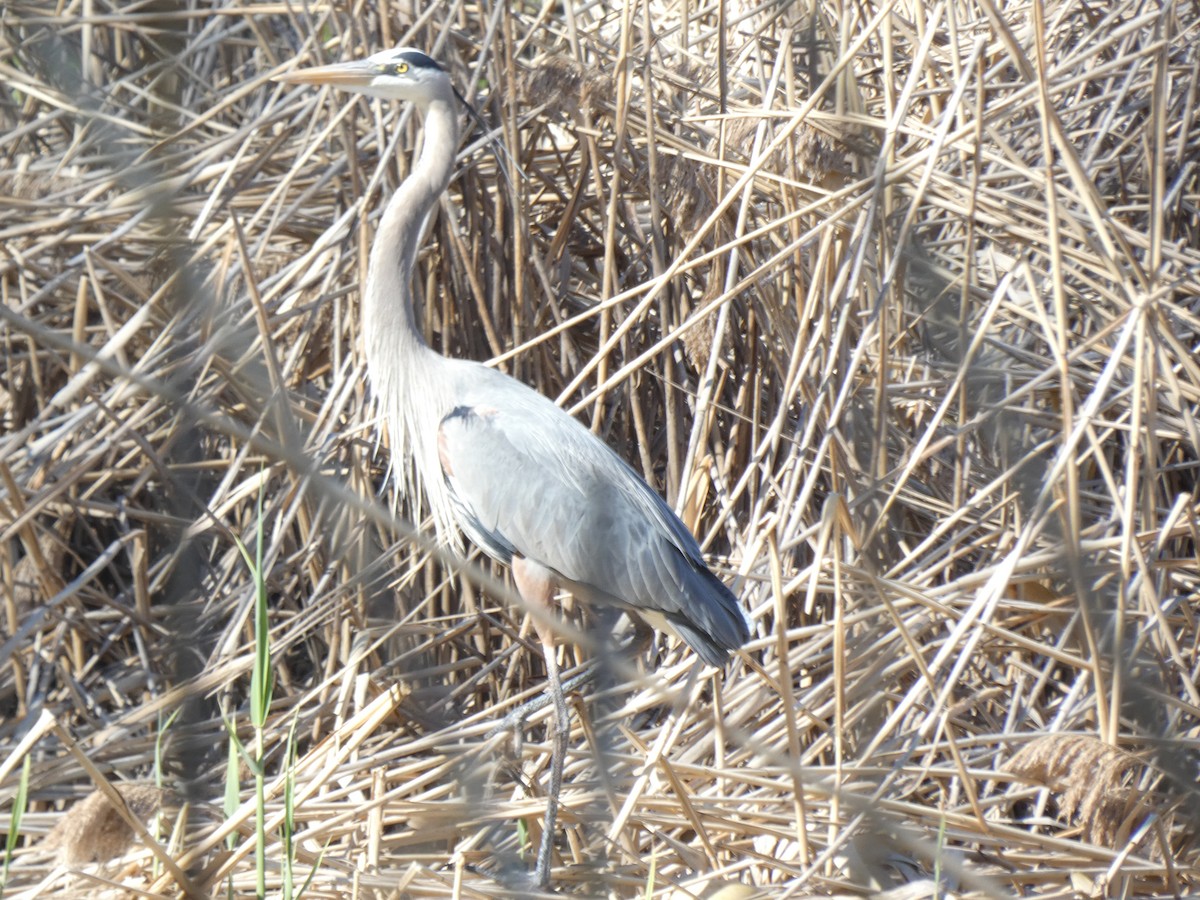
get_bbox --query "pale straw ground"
[1,1,1198,897]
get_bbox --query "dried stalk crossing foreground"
[1,2,1198,897]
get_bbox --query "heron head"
[275,47,453,104]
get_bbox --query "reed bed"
[1,1,1198,896]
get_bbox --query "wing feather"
[437,370,748,662]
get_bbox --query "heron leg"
[511,557,568,888]
[486,611,651,738]
[484,666,593,740]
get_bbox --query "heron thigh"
[511,556,557,609]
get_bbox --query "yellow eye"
[394,62,409,75]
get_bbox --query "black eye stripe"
[396,50,444,71]
[394,50,441,71]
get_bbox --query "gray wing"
[436,383,748,664]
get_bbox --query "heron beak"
[273,59,377,88]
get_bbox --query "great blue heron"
[277,46,749,885]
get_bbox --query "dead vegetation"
[40,782,168,867]
[1,0,1198,897]
[1008,734,1164,853]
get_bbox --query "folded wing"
[436,384,748,665]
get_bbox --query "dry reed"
[1,1,1198,897]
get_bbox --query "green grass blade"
[2,755,31,893]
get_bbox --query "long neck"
[364,95,459,355]
[363,93,462,541]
